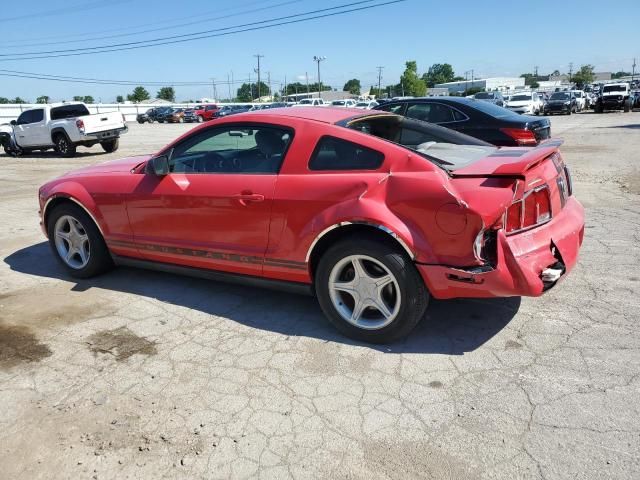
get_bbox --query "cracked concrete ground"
[1,112,639,479]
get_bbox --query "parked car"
[544,92,578,115]
[506,92,543,115]
[571,90,586,111]
[375,97,551,146]
[473,91,506,107]
[163,108,186,123]
[37,108,584,343]
[292,98,327,107]
[214,105,252,117]
[595,83,632,113]
[136,108,162,124]
[330,99,358,108]
[194,104,220,122]
[0,102,126,157]
[182,109,199,123]
[354,100,379,110]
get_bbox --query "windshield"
[356,102,369,107]
[343,114,495,171]
[332,101,346,106]
[511,95,531,101]
[474,92,493,99]
[603,85,627,93]
[550,92,569,100]
[299,99,313,105]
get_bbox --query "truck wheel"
[47,202,113,279]
[100,139,119,153]
[624,100,631,113]
[315,238,429,343]
[137,120,144,124]
[54,134,77,157]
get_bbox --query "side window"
[377,103,405,115]
[405,103,431,122]
[31,109,44,123]
[16,111,31,125]
[309,136,384,171]
[168,125,293,174]
[451,108,467,121]
[407,103,455,123]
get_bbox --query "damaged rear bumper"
[417,197,585,299]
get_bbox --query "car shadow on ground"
[4,242,521,354]
[12,150,107,160]
[599,124,640,129]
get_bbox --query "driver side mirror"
[146,155,170,176]
[10,120,17,126]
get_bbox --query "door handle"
[232,193,264,205]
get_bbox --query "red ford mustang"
[38,108,585,343]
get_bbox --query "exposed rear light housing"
[504,185,552,234]
[500,127,538,146]
[76,119,85,134]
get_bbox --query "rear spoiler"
[451,139,564,178]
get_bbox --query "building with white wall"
[435,77,525,93]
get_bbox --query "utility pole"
[306,72,309,96]
[253,54,264,102]
[267,71,271,100]
[568,62,573,83]
[632,58,637,82]
[283,75,287,102]
[227,73,231,101]
[376,66,384,98]
[313,56,326,99]
[210,78,217,101]
[231,71,235,101]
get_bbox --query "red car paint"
[194,104,220,121]
[38,108,585,298]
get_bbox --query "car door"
[14,109,47,147]
[125,123,294,277]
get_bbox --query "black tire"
[46,202,113,279]
[137,120,144,124]
[315,238,429,343]
[623,100,631,113]
[54,134,77,157]
[595,103,603,113]
[100,138,119,153]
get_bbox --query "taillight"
[500,127,537,146]
[76,119,85,134]
[504,185,551,234]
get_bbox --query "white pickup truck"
[0,102,127,157]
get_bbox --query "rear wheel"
[54,134,77,157]
[624,100,631,112]
[315,238,428,343]
[100,138,119,153]
[47,202,113,278]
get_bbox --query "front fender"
[42,182,107,237]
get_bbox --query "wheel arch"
[50,127,71,144]
[42,189,106,239]
[306,222,416,279]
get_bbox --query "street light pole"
[313,56,326,99]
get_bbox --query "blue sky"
[1,0,638,102]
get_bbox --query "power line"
[0,0,405,61]
[4,0,304,48]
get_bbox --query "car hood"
[64,155,151,176]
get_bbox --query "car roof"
[238,106,370,124]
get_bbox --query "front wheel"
[47,203,113,278]
[197,115,204,123]
[100,138,119,153]
[623,100,631,112]
[315,238,429,343]
[54,134,77,157]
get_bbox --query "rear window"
[309,136,384,171]
[474,92,493,99]
[465,99,517,118]
[603,85,627,93]
[50,104,90,120]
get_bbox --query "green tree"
[342,78,361,95]
[127,86,150,103]
[116,95,124,103]
[12,97,27,104]
[73,96,83,101]
[422,63,455,87]
[156,87,175,102]
[36,95,49,104]
[572,65,595,87]
[399,61,427,97]
[612,71,631,79]
[236,82,270,101]
[83,95,94,104]
[0,97,9,104]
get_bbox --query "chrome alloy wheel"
[54,215,91,269]
[328,254,401,330]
